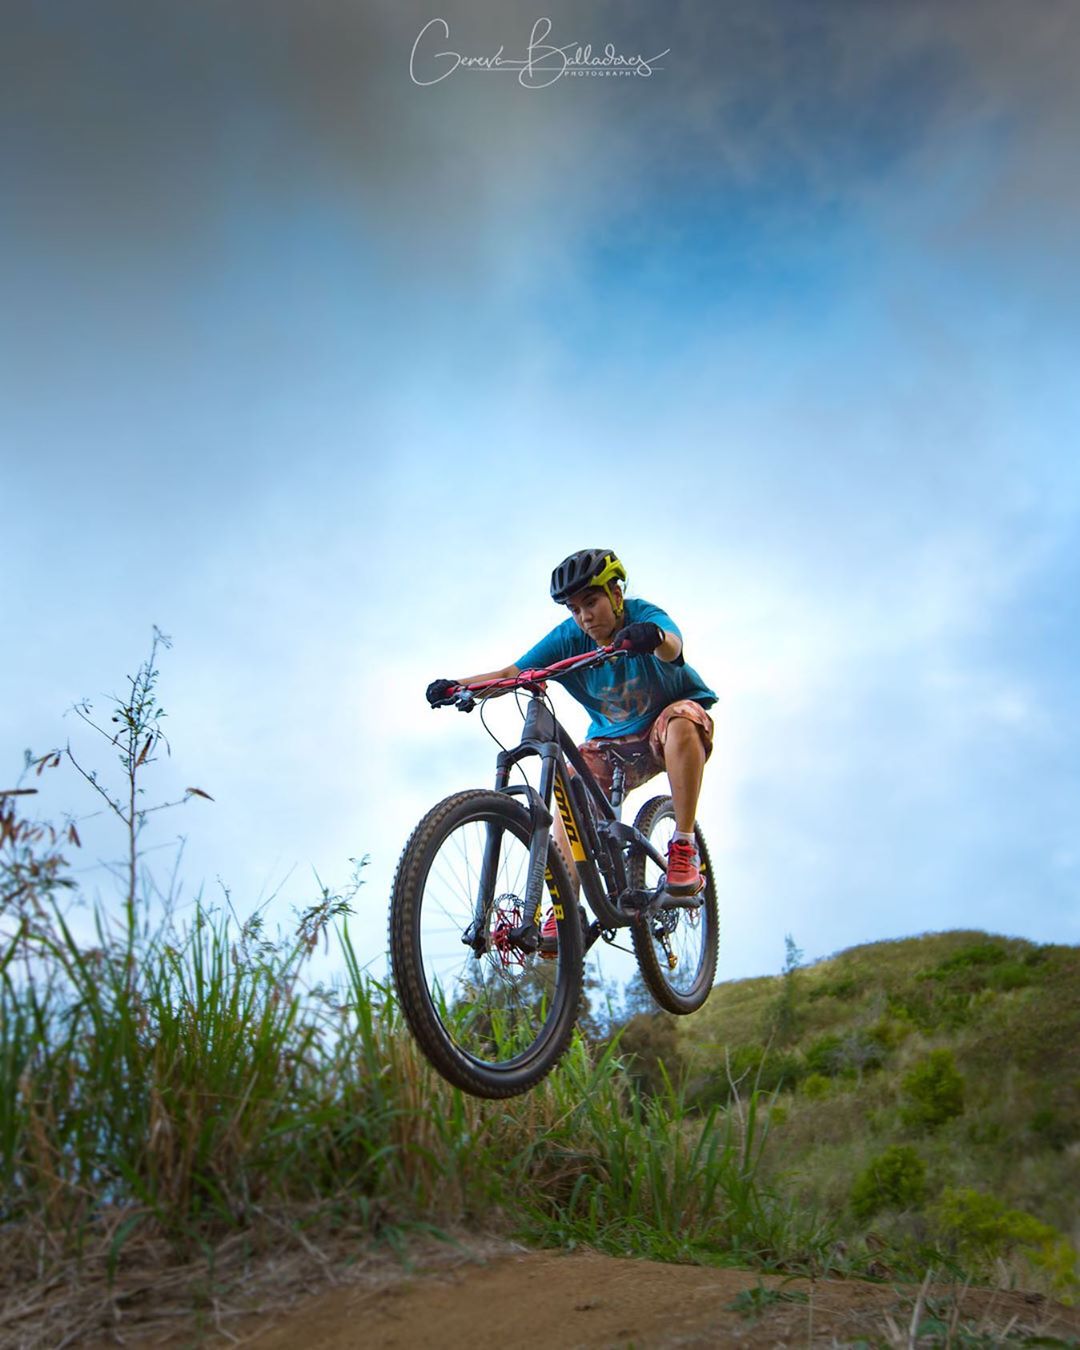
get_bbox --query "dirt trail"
[238,1249,1080,1349]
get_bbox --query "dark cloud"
[1,0,599,276]
[6,0,1077,281]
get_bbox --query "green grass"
[0,878,829,1289]
[4,639,1078,1315]
[2,635,830,1295]
[727,1279,810,1319]
[658,931,1080,1299]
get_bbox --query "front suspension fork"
[464,766,557,956]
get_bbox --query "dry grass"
[0,1220,523,1349]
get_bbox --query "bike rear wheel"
[389,789,583,1098]
[628,795,718,1014]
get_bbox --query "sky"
[3,0,1079,995]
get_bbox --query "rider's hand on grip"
[426,678,460,706]
[612,621,664,655]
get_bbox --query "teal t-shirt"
[515,597,717,741]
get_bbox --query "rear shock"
[570,775,621,898]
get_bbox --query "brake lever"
[430,688,470,711]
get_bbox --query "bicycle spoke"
[414,812,563,1067]
[628,796,718,1012]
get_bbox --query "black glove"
[612,621,664,655]
[426,678,460,706]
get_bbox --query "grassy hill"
[620,929,1080,1288]
[6,642,1077,1339]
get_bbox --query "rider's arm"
[458,663,520,685]
[655,630,683,663]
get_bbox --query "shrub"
[840,1030,888,1077]
[804,1030,886,1081]
[800,1073,832,1100]
[933,1188,1079,1299]
[1030,1107,1076,1151]
[804,1033,845,1076]
[616,1012,683,1097]
[808,976,861,1002]
[886,987,972,1034]
[891,982,982,1031]
[931,942,1008,974]
[850,1145,926,1220]
[966,1117,1006,1147]
[900,1048,964,1130]
[917,943,1038,998]
[868,1016,913,1050]
[987,961,1035,992]
[691,1044,804,1108]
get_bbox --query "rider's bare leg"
[663,715,707,834]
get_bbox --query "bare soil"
[15,1240,1079,1348]
[234,1249,1079,1349]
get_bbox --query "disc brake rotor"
[489,894,527,971]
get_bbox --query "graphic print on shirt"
[594,670,654,728]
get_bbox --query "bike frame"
[446,649,699,957]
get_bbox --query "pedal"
[619,883,667,913]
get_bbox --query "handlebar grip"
[426,678,461,708]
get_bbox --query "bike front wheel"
[628,795,719,1015]
[389,789,583,1098]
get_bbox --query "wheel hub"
[489,895,527,971]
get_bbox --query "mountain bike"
[388,646,719,1098]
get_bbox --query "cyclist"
[425,548,717,895]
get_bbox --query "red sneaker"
[665,838,703,895]
[539,908,558,960]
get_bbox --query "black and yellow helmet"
[550,549,627,605]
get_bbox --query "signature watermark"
[410,17,669,89]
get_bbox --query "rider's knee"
[665,715,705,750]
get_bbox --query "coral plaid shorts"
[575,699,715,798]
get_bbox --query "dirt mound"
[240,1249,1079,1349]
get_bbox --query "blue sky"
[3,0,1078,992]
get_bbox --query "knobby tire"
[389,788,583,1098]
[628,795,719,1014]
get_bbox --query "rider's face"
[566,586,621,644]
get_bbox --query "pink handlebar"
[461,644,622,696]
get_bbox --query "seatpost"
[610,761,626,820]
